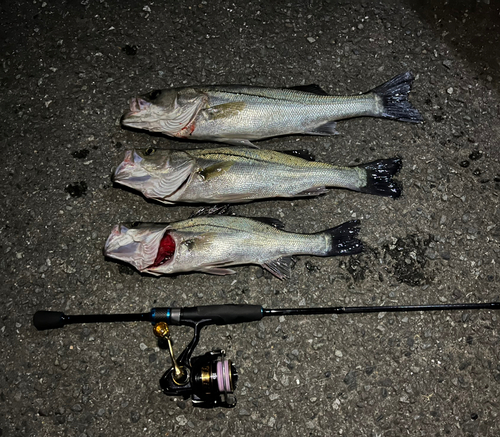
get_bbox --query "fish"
[113,146,403,204]
[121,72,422,147]
[104,216,362,279]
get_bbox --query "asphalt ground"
[1,0,499,436]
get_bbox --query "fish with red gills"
[104,216,363,280]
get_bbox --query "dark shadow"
[410,0,500,92]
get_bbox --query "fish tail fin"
[322,220,363,257]
[357,158,403,198]
[370,72,423,123]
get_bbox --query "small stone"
[307,37,316,43]
[176,415,187,425]
[447,87,453,95]
[442,60,452,69]
[335,350,343,357]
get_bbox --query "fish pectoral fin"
[143,161,194,199]
[199,266,237,275]
[288,84,330,96]
[250,217,285,230]
[305,121,339,135]
[205,101,247,120]
[218,138,259,148]
[198,161,234,181]
[295,187,329,197]
[262,256,294,280]
[198,261,237,276]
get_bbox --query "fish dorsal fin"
[250,217,285,229]
[280,149,316,161]
[189,204,232,218]
[288,84,329,96]
[218,138,258,148]
[198,161,234,181]
[262,256,294,280]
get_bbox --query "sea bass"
[121,72,422,147]
[113,146,403,204]
[104,216,362,279]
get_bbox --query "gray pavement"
[1,0,499,436]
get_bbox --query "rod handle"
[180,305,264,325]
[33,311,66,330]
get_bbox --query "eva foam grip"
[33,311,65,330]
[181,305,263,325]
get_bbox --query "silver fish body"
[121,72,422,146]
[113,146,402,204]
[104,216,362,279]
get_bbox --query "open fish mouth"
[129,96,151,113]
[121,97,153,126]
[104,224,174,272]
[112,150,151,185]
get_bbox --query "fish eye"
[147,89,162,100]
[144,147,155,156]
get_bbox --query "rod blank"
[34,302,500,331]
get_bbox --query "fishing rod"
[34,301,500,408]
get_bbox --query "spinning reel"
[153,321,237,408]
[34,301,500,408]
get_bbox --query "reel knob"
[153,322,188,385]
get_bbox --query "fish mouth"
[113,150,151,185]
[121,97,153,127]
[129,96,151,113]
[104,224,173,272]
